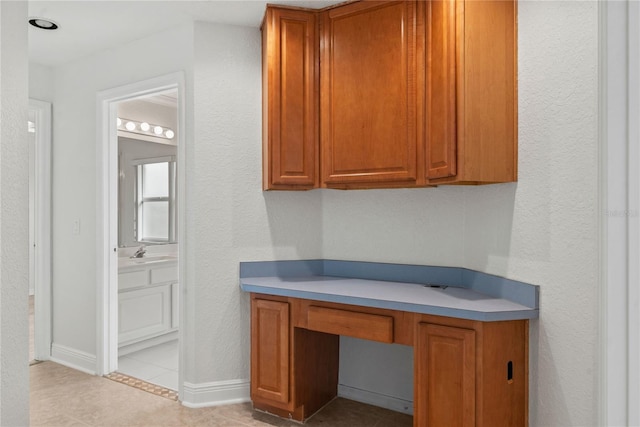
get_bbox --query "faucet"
[131,245,146,258]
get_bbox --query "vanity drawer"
[307,306,394,343]
[151,266,178,284]
[119,270,149,290]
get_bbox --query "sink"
[131,255,177,264]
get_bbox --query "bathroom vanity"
[240,260,538,426]
[118,255,179,354]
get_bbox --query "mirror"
[118,92,178,247]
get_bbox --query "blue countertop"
[239,260,539,322]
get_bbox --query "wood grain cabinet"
[250,296,339,421]
[250,294,528,426]
[320,1,420,187]
[262,0,517,190]
[262,7,318,190]
[250,299,290,404]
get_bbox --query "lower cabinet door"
[415,322,476,427]
[119,285,171,345]
[251,298,290,405]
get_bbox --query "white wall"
[35,2,601,423]
[325,2,599,425]
[188,21,323,388]
[29,62,54,102]
[49,24,193,363]
[0,1,30,425]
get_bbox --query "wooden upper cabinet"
[320,1,420,188]
[262,7,318,190]
[261,0,517,190]
[427,0,518,184]
[426,0,457,180]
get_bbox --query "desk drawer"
[307,306,393,343]
[151,266,178,284]
[119,270,148,290]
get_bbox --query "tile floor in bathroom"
[117,340,179,391]
[30,361,414,426]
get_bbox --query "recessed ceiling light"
[28,18,58,30]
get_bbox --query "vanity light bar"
[117,117,175,140]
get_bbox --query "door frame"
[95,72,186,399]
[600,1,640,424]
[29,98,52,361]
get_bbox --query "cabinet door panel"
[251,299,290,404]
[119,285,171,345]
[321,1,418,186]
[415,322,476,427]
[263,8,318,189]
[426,0,457,179]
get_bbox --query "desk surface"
[241,275,538,322]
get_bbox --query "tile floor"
[118,340,179,391]
[30,361,413,426]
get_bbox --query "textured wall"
[497,2,599,424]
[35,3,600,424]
[189,21,323,383]
[324,2,599,425]
[0,1,30,425]
[50,25,193,357]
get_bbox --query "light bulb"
[165,129,175,139]
[117,118,122,127]
[140,122,150,132]
[153,126,163,135]
[125,121,136,131]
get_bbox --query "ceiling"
[28,0,343,67]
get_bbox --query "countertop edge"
[240,281,538,322]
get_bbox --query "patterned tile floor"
[105,372,178,401]
[30,362,413,426]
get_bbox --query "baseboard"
[338,384,414,416]
[50,343,97,375]
[118,331,178,356]
[181,379,250,408]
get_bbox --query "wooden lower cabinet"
[251,299,290,404]
[250,294,528,426]
[251,296,339,421]
[415,318,528,427]
[415,323,476,427]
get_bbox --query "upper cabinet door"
[320,1,420,188]
[426,0,457,180]
[428,0,517,185]
[262,7,318,190]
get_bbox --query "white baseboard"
[50,343,97,375]
[182,379,250,408]
[118,331,178,356]
[338,384,414,416]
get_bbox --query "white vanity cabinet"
[118,260,179,350]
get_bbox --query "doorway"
[115,92,180,391]
[96,73,185,399]
[28,98,52,364]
